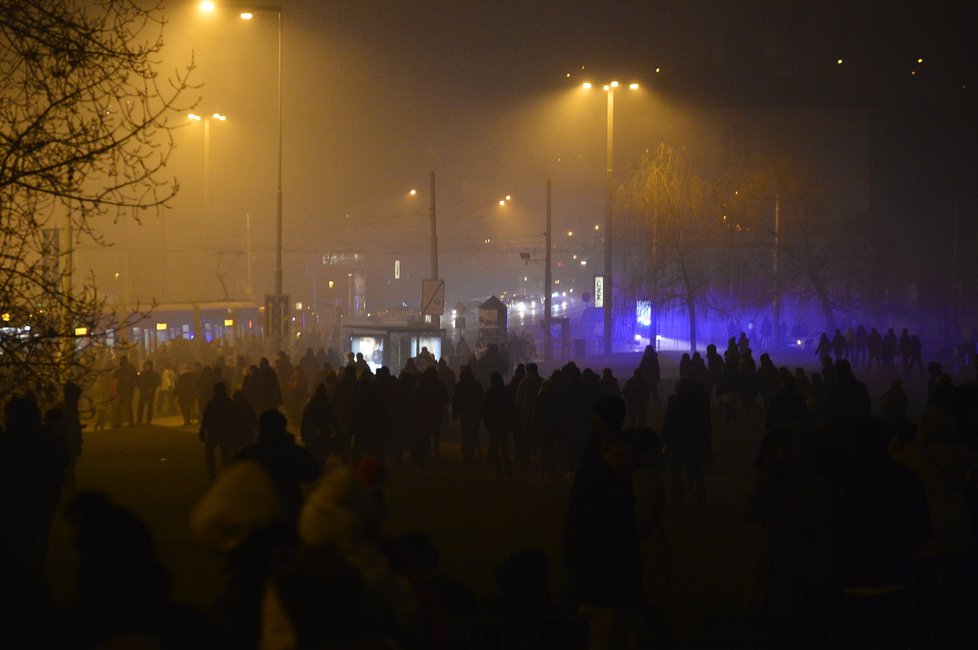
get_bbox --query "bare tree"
[718,161,867,334]
[0,0,195,403]
[620,144,720,351]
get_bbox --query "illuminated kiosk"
[478,295,508,345]
[342,323,446,373]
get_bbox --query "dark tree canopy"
[0,0,195,403]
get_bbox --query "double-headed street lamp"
[582,80,638,355]
[199,1,285,333]
[187,112,227,222]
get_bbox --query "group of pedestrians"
[5,322,978,647]
[813,325,926,375]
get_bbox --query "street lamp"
[187,112,227,224]
[199,1,285,333]
[582,79,639,355]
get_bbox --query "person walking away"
[622,369,650,428]
[663,379,712,507]
[199,383,239,482]
[866,327,882,372]
[415,368,447,468]
[231,389,258,451]
[136,360,161,425]
[534,374,563,479]
[111,355,138,428]
[175,364,198,426]
[49,382,84,488]
[515,363,542,468]
[908,335,925,377]
[639,346,662,410]
[831,329,847,363]
[451,366,483,463]
[483,372,515,479]
[563,428,646,648]
[898,328,913,375]
[436,359,456,456]
[300,384,343,471]
[881,328,898,372]
[234,410,319,523]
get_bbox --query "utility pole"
[545,179,553,363]
[773,196,781,347]
[245,212,253,300]
[429,170,438,280]
[603,87,614,356]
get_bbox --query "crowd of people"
[1,324,977,648]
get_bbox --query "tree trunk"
[813,279,835,332]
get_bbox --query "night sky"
[77,0,978,318]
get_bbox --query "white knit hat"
[189,460,285,552]
[297,466,374,552]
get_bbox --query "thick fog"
[72,1,976,342]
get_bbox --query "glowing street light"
[581,77,639,354]
[187,111,229,228]
[199,1,286,334]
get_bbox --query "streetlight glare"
[213,113,227,120]
[610,81,619,88]
[629,83,639,90]
[188,113,202,121]
[602,84,610,91]
[199,1,216,12]
[409,189,417,196]
[240,12,254,19]
[499,200,506,206]
[505,195,511,201]
[582,82,592,89]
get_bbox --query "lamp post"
[582,80,638,356]
[199,1,284,333]
[188,112,227,225]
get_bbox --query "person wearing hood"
[234,410,318,523]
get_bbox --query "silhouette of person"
[199,383,237,481]
[300,383,343,470]
[663,379,712,507]
[136,360,161,425]
[483,372,515,478]
[235,410,318,523]
[563,426,646,647]
[111,355,138,428]
[451,365,483,462]
[0,395,69,611]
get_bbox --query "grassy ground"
[43,350,946,645]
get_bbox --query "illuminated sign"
[156,322,167,331]
[224,319,234,326]
[74,327,88,336]
[394,259,400,280]
[594,275,605,308]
